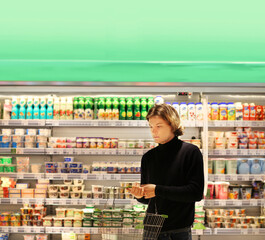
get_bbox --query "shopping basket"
[101,194,167,240]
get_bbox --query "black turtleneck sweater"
[137,136,204,232]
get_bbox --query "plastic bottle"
[33,97,40,119]
[243,103,249,121]
[195,102,203,121]
[126,97,133,120]
[249,103,256,121]
[134,97,141,120]
[154,96,164,105]
[105,97,113,120]
[208,102,212,120]
[187,102,195,121]
[66,97,73,120]
[3,99,12,120]
[227,102,236,121]
[46,97,54,120]
[18,97,26,119]
[53,97,60,120]
[39,97,47,120]
[112,97,119,120]
[11,97,19,119]
[235,102,243,121]
[147,97,154,111]
[73,97,79,120]
[179,102,188,121]
[211,102,219,120]
[140,97,147,120]
[172,102,179,114]
[26,97,34,119]
[119,97,126,120]
[219,102,228,120]
[85,97,94,120]
[238,159,250,174]
[97,97,105,120]
[93,97,99,120]
[59,97,66,120]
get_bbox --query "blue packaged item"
[83,169,89,173]
[45,162,58,168]
[250,159,262,174]
[46,169,57,173]
[59,168,69,173]
[0,135,2,141]
[237,159,250,174]
[70,168,82,173]
[262,159,265,174]
[69,162,83,168]
[64,157,74,162]
[1,142,11,148]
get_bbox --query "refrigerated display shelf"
[0,198,45,204]
[0,227,45,233]
[0,148,203,155]
[0,173,45,179]
[0,148,149,155]
[208,121,265,128]
[0,227,260,235]
[204,199,264,207]
[208,174,265,181]
[0,120,204,127]
[45,198,138,205]
[0,173,141,180]
[212,228,265,235]
[46,173,141,180]
[208,149,265,156]
[0,198,138,205]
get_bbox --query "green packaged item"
[102,210,112,218]
[112,220,122,227]
[4,165,16,172]
[123,223,134,228]
[83,220,93,227]
[123,217,134,223]
[93,220,102,227]
[0,165,4,172]
[2,157,12,165]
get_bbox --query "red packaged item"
[263,106,265,120]
[256,105,264,120]
[249,103,256,121]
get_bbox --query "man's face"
[148,116,175,144]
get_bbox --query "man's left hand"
[142,184,156,199]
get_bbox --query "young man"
[129,104,204,240]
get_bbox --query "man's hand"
[142,184,156,199]
[127,182,144,199]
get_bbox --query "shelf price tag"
[250,200,258,206]
[104,175,112,180]
[230,175,238,181]
[242,229,248,235]
[248,149,257,156]
[195,229,203,235]
[219,201,226,206]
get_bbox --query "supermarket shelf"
[208,121,265,128]
[0,120,46,127]
[192,229,212,235]
[0,226,45,233]
[0,119,203,128]
[204,199,264,207]
[0,198,45,204]
[212,228,265,235]
[0,148,202,156]
[208,149,265,156]
[0,173,45,179]
[46,173,140,181]
[45,198,137,205]
[45,227,142,234]
[208,174,265,181]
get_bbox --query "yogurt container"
[187,102,195,121]
[240,185,252,199]
[180,102,188,121]
[215,182,229,199]
[213,158,226,174]
[226,159,237,174]
[211,102,219,120]
[228,185,240,199]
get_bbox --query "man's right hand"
[127,182,144,199]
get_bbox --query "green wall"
[0,0,265,82]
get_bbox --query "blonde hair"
[146,104,184,136]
